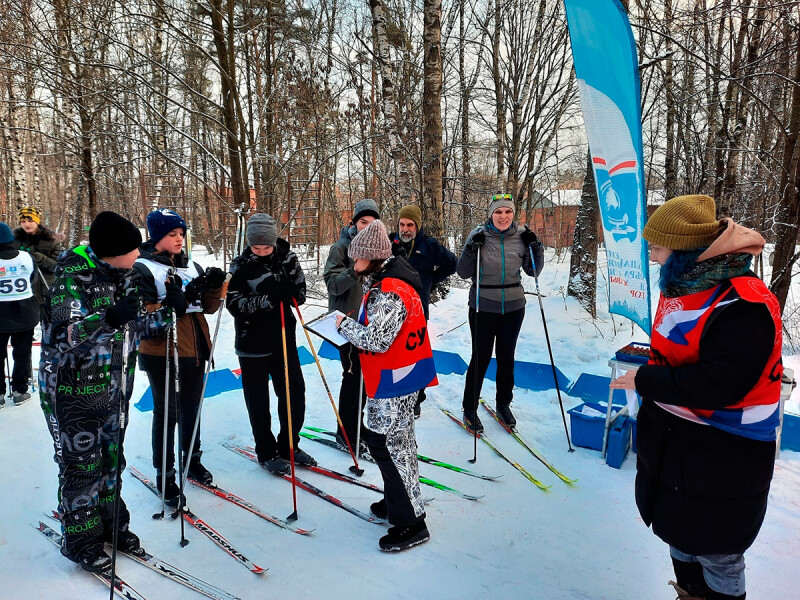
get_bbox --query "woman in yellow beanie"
[612,195,782,600]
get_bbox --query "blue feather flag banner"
[564,0,652,334]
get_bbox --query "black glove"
[270,280,299,304]
[520,228,538,247]
[467,231,485,252]
[391,239,406,258]
[162,274,187,318]
[105,295,139,329]
[204,267,226,288]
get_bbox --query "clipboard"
[304,310,349,347]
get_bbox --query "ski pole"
[469,245,480,464]
[292,298,363,476]
[181,273,232,488]
[154,318,173,521]
[108,325,131,598]
[528,245,573,452]
[171,314,190,546]
[280,301,299,521]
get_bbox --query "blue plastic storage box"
[605,416,633,469]
[567,402,608,451]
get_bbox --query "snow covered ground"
[2,246,800,600]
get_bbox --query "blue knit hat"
[146,209,186,244]
[0,222,14,244]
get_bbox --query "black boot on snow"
[289,448,317,467]
[103,524,143,555]
[496,404,516,428]
[156,469,185,508]
[261,455,291,475]
[187,456,214,485]
[463,410,484,434]
[379,521,430,552]
[75,547,113,573]
[370,499,388,522]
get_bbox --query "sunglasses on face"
[492,194,513,201]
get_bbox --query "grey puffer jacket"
[323,226,363,316]
[456,222,542,314]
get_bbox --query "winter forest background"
[1,0,800,333]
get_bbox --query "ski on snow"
[186,478,314,535]
[440,408,551,491]
[237,442,383,494]
[304,425,502,481]
[299,430,485,501]
[44,511,240,600]
[128,466,267,575]
[35,521,148,600]
[480,399,576,485]
[220,442,382,524]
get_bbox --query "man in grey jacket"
[457,194,544,432]
[323,198,380,449]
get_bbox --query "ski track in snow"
[2,245,800,599]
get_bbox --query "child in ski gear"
[456,194,543,432]
[336,219,437,551]
[0,222,40,404]
[610,195,781,600]
[389,204,457,417]
[323,199,379,450]
[40,211,178,573]
[134,209,225,503]
[227,213,314,474]
[12,206,64,318]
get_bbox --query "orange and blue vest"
[649,275,782,441]
[358,277,438,399]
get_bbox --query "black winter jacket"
[323,226,362,316]
[13,225,64,303]
[226,239,307,356]
[388,229,456,317]
[634,294,776,555]
[0,243,41,332]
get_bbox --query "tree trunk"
[422,0,443,238]
[567,153,599,318]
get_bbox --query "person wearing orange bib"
[336,219,437,552]
[611,195,782,600]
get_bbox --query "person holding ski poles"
[40,211,180,572]
[456,193,544,433]
[335,219,437,552]
[610,195,782,600]
[0,222,40,405]
[134,208,225,505]
[227,213,316,474]
[323,198,380,450]
[388,204,457,418]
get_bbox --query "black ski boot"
[370,499,388,522]
[72,545,113,574]
[288,448,317,467]
[261,455,290,475]
[155,469,185,508]
[463,410,484,434]
[379,520,430,552]
[187,454,214,485]
[496,404,516,428]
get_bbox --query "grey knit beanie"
[352,198,380,224]
[348,219,392,261]
[487,195,515,218]
[247,213,278,246]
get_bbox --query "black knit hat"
[89,211,143,258]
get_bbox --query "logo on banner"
[0,267,5,276]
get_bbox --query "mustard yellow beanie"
[643,195,720,250]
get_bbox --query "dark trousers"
[336,344,366,446]
[46,392,131,561]
[0,329,34,394]
[239,348,306,461]
[462,307,525,412]
[141,353,206,473]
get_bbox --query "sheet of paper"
[304,310,349,347]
